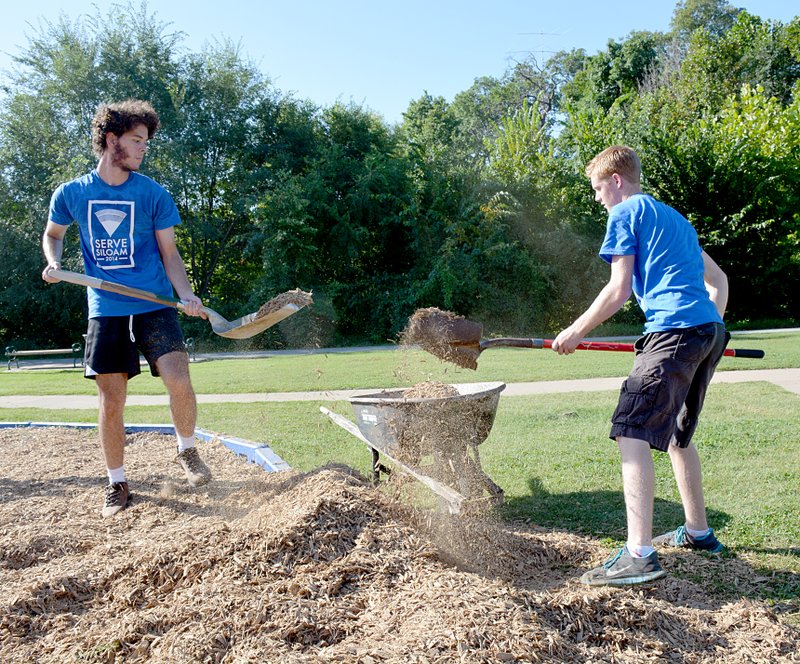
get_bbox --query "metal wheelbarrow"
[321,381,506,515]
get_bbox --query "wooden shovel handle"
[50,269,183,309]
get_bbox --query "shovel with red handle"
[404,307,765,370]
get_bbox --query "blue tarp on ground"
[0,421,290,473]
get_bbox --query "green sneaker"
[653,526,724,553]
[580,546,667,587]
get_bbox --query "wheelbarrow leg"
[370,448,391,485]
[371,447,381,484]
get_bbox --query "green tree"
[399,93,460,165]
[671,0,741,41]
[0,4,182,347]
[158,41,277,310]
[562,31,667,114]
[249,102,418,343]
[561,3,800,319]
[398,93,466,274]
[483,101,608,332]
[448,54,585,162]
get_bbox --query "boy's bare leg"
[617,436,656,547]
[156,350,197,438]
[95,373,128,470]
[157,350,210,487]
[667,442,709,532]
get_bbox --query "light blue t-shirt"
[599,194,723,333]
[49,170,181,318]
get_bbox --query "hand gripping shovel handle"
[50,269,187,310]
[480,338,764,358]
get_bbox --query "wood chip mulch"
[1,427,798,663]
[400,307,478,370]
[402,381,461,399]
[255,289,314,319]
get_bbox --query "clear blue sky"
[0,1,796,124]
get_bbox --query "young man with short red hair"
[553,145,729,586]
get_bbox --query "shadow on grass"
[731,546,800,610]
[500,475,732,542]
[497,475,800,616]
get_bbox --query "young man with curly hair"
[42,99,212,517]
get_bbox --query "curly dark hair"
[91,100,160,157]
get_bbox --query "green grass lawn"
[1,330,798,622]
[1,330,796,396]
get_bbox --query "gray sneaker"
[102,481,130,518]
[580,546,667,587]
[653,525,724,553]
[174,447,212,487]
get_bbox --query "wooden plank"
[8,349,77,357]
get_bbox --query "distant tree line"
[1,0,798,350]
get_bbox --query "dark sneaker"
[102,482,130,518]
[174,447,212,487]
[653,525,724,553]
[580,546,667,587]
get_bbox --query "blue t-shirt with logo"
[49,170,181,318]
[599,194,723,333]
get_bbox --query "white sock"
[176,433,196,452]
[627,543,655,558]
[686,526,711,539]
[107,466,125,484]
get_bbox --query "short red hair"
[586,145,641,184]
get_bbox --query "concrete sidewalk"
[1,368,798,410]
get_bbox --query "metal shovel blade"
[50,269,312,340]
[209,289,313,339]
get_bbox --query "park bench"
[5,343,83,370]
[5,338,195,370]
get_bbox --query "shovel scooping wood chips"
[403,307,765,370]
[50,269,312,340]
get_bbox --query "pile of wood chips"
[1,427,798,663]
[255,289,314,320]
[400,307,478,369]
[403,381,460,399]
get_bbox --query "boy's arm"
[552,254,635,354]
[702,251,728,319]
[156,226,206,318]
[42,221,68,282]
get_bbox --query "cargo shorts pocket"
[612,373,665,427]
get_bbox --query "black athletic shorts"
[609,322,730,452]
[83,307,187,380]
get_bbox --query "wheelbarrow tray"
[348,382,505,461]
